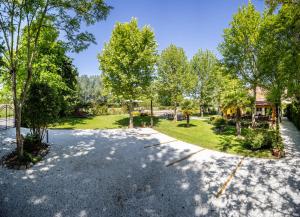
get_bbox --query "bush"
[91,105,108,115]
[227,119,236,126]
[256,121,270,129]
[22,82,61,143]
[243,128,276,150]
[23,133,41,152]
[286,103,300,130]
[213,116,227,127]
[241,120,251,128]
[107,107,126,115]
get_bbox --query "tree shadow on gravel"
[0,127,299,217]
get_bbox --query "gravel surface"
[0,120,299,217]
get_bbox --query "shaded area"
[0,126,299,217]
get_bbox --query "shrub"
[22,82,61,143]
[91,105,108,115]
[213,116,227,127]
[23,133,41,152]
[256,121,270,129]
[286,103,300,130]
[107,107,126,115]
[227,119,236,126]
[241,120,251,128]
[243,128,276,150]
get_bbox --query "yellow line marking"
[215,156,245,198]
[144,140,177,148]
[166,149,205,167]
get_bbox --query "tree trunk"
[186,114,190,127]
[173,104,177,122]
[12,69,23,159]
[236,107,241,136]
[251,86,257,128]
[150,99,153,128]
[275,104,280,143]
[200,105,204,117]
[128,101,134,128]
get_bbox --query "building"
[224,87,276,121]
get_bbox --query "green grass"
[52,114,160,129]
[0,110,13,118]
[154,119,273,158]
[53,115,273,158]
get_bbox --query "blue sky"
[70,0,265,76]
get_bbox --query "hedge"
[286,102,300,130]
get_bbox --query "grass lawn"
[53,115,273,158]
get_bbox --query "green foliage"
[90,104,108,116]
[157,45,195,108]
[77,75,104,104]
[221,78,250,113]
[23,134,41,152]
[213,116,227,128]
[99,18,157,127]
[99,18,157,101]
[243,128,276,150]
[219,3,262,84]
[181,100,195,117]
[22,82,61,142]
[190,49,221,112]
[286,102,300,130]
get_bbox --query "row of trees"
[99,1,299,139]
[99,19,222,128]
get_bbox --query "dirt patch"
[1,143,49,170]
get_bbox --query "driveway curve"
[0,120,299,217]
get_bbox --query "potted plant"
[272,143,285,158]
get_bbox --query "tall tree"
[219,2,263,127]
[157,45,194,121]
[0,0,111,158]
[99,18,157,128]
[221,77,250,136]
[190,49,219,117]
[258,7,292,142]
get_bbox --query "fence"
[0,104,15,130]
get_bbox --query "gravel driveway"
[0,120,299,217]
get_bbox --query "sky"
[70,0,266,76]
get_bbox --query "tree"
[22,82,60,143]
[77,75,104,104]
[0,0,111,158]
[221,78,250,136]
[181,99,194,127]
[219,2,263,127]
[190,49,219,117]
[157,45,195,121]
[258,9,290,142]
[99,18,157,128]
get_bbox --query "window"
[256,108,262,112]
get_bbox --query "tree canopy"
[99,18,157,127]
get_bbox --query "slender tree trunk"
[251,86,257,128]
[186,114,190,127]
[236,107,241,136]
[128,101,134,128]
[173,103,177,122]
[12,69,23,159]
[150,99,153,128]
[275,104,280,143]
[200,106,204,117]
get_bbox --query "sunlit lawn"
[53,115,273,158]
